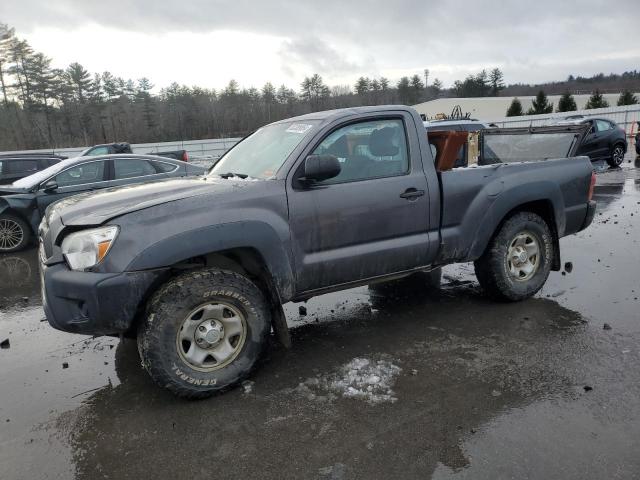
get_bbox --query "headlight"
[61,226,119,271]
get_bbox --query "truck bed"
[437,157,594,264]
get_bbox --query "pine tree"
[557,91,577,112]
[527,90,553,115]
[369,78,381,104]
[7,38,35,105]
[101,71,121,99]
[397,77,411,105]
[28,52,57,143]
[223,79,239,96]
[431,78,443,95]
[617,90,638,106]
[0,23,15,106]
[261,82,276,121]
[354,77,370,96]
[300,74,329,110]
[475,70,490,96]
[276,84,296,104]
[410,74,425,104]
[489,68,505,96]
[584,89,609,109]
[506,97,523,117]
[66,63,93,104]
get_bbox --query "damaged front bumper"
[42,262,167,336]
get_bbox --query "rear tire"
[607,143,625,167]
[137,268,270,399]
[474,212,553,302]
[0,214,31,253]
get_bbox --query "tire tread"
[137,268,270,399]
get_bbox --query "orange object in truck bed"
[427,130,469,172]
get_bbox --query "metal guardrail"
[486,105,640,142]
[0,137,242,162]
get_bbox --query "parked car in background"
[0,156,63,185]
[81,142,190,162]
[0,154,206,252]
[556,117,627,167]
[0,152,67,159]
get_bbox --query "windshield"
[481,132,580,164]
[12,157,80,189]
[209,120,319,179]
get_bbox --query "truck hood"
[50,176,261,226]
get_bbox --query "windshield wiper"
[219,172,249,179]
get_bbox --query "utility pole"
[424,69,430,89]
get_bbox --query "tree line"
[505,89,639,117]
[1,21,639,150]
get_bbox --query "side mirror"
[301,155,341,183]
[42,180,58,192]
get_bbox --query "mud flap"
[271,304,291,348]
[552,235,561,271]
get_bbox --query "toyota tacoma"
[40,106,597,398]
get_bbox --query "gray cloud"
[279,36,368,78]
[1,0,638,86]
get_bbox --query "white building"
[413,94,639,122]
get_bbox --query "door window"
[311,119,409,184]
[151,161,178,173]
[54,161,106,187]
[595,120,613,132]
[114,159,159,179]
[86,146,110,156]
[8,159,39,175]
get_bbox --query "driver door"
[286,115,432,293]
[579,120,607,160]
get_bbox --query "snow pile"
[296,357,402,404]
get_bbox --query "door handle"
[400,188,425,200]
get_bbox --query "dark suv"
[557,117,627,167]
[0,156,62,185]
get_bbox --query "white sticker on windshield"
[286,123,313,134]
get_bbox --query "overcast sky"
[1,0,638,92]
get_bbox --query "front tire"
[0,214,31,253]
[474,212,553,302]
[607,144,625,167]
[137,268,270,399]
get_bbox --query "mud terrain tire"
[474,212,553,302]
[137,268,270,399]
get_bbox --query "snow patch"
[295,357,402,404]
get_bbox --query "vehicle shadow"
[60,283,593,480]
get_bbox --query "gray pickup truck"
[40,106,597,398]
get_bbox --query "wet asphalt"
[1,154,640,480]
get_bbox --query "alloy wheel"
[0,219,24,251]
